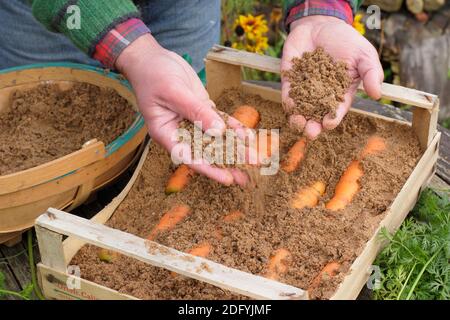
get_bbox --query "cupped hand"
[281,16,384,139]
[116,34,247,185]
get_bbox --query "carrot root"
[265,248,291,280]
[326,136,386,211]
[97,249,118,263]
[232,105,260,129]
[292,181,326,209]
[308,261,341,294]
[147,205,191,240]
[165,165,194,194]
[281,137,307,173]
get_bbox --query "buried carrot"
[188,243,211,258]
[232,105,260,129]
[265,248,291,280]
[291,181,326,209]
[308,261,341,295]
[165,164,194,194]
[325,161,363,211]
[326,136,386,211]
[147,205,191,240]
[223,210,244,222]
[281,137,307,173]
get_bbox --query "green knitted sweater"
[30,0,140,55]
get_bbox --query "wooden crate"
[0,64,148,246]
[35,46,440,300]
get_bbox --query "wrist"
[115,34,163,76]
[290,15,345,30]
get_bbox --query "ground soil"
[0,82,136,175]
[285,47,352,122]
[71,88,422,300]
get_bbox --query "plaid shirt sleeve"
[93,18,150,69]
[285,0,363,31]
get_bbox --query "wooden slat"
[38,264,137,300]
[0,141,105,195]
[37,208,307,300]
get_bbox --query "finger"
[167,86,226,135]
[289,114,307,132]
[357,49,384,100]
[189,162,234,186]
[322,84,357,130]
[304,120,322,140]
[281,80,295,113]
[230,168,249,186]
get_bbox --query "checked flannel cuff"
[93,18,150,69]
[285,0,354,32]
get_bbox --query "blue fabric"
[0,0,221,73]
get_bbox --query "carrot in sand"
[308,261,341,295]
[147,205,191,240]
[281,137,307,173]
[165,164,194,194]
[232,105,260,129]
[326,136,386,211]
[291,181,326,209]
[265,248,291,280]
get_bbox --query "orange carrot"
[281,137,307,173]
[257,131,279,161]
[165,165,194,194]
[232,105,260,129]
[325,160,363,211]
[223,210,244,222]
[291,181,326,209]
[147,205,191,240]
[326,136,386,211]
[265,248,291,280]
[308,261,341,294]
[360,135,386,159]
[188,243,211,258]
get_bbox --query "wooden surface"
[1,94,448,300]
[37,208,307,300]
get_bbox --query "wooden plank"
[205,59,241,101]
[0,141,105,195]
[37,208,307,300]
[35,225,66,272]
[38,264,137,300]
[412,100,440,150]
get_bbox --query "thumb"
[358,57,384,100]
[169,87,226,135]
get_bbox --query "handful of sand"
[284,48,352,122]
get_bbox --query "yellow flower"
[353,13,366,35]
[236,14,269,38]
[245,36,269,54]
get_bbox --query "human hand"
[281,16,384,139]
[116,34,247,185]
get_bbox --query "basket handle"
[0,141,105,195]
[205,46,439,149]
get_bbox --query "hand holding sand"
[281,16,384,140]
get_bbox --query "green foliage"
[374,189,450,300]
[0,270,33,300]
[442,118,450,130]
